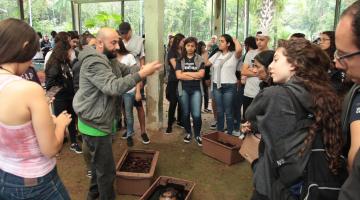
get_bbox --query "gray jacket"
[73,46,142,134]
[245,77,313,197]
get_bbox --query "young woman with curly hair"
[246,38,345,200]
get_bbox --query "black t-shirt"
[167,49,180,82]
[349,93,360,123]
[176,55,204,89]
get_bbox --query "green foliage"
[84,11,122,29]
[0,0,20,20]
[22,0,73,35]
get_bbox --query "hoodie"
[245,77,314,197]
[72,46,142,134]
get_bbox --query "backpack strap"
[341,84,360,150]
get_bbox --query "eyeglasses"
[334,49,360,66]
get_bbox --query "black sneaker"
[121,131,128,140]
[127,137,134,147]
[183,134,191,143]
[141,133,150,144]
[204,108,212,113]
[195,136,202,146]
[70,143,82,154]
[165,127,172,134]
[176,122,184,129]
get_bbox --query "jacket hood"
[78,46,110,65]
[284,76,314,114]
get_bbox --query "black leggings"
[202,79,209,109]
[166,81,182,127]
[53,98,78,144]
[242,96,254,120]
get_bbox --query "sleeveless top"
[0,74,56,178]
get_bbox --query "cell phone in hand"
[46,86,62,99]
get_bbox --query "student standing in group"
[165,33,185,134]
[197,41,211,113]
[118,22,150,144]
[246,39,345,200]
[176,37,205,146]
[206,34,242,135]
[117,40,143,147]
[45,32,82,154]
[241,32,269,120]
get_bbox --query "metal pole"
[190,9,193,36]
[78,3,81,33]
[236,0,239,38]
[334,0,342,30]
[28,0,32,26]
[211,0,214,36]
[121,0,125,22]
[222,0,226,34]
[71,1,76,31]
[244,0,249,39]
[18,0,24,20]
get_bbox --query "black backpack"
[270,86,348,200]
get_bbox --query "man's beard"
[103,46,117,59]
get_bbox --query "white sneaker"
[239,133,245,140]
[232,130,241,137]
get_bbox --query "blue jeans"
[123,92,135,137]
[233,84,244,130]
[0,167,70,200]
[212,83,236,134]
[179,88,202,137]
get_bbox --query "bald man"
[73,28,161,200]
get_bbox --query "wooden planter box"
[202,131,244,165]
[116,149,159,196]
[140,176,196,200]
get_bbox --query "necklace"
[0,66,15,75]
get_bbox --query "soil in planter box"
[146,183,189,200]
[119,156,152,173]
[217,139,236,148]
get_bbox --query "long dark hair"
[46,32,71,67]
[196,41,206,55]
[170,33,185,54]
[117,39,130,55]
[244,36,257,52]
[221,34,235,52]
[0,18,39,65]
[182,37,198,58]
[321,31,336,61]
[278,39,343,174]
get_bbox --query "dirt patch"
[120,156,152,173]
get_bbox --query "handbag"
[239,133,261,164]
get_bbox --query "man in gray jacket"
[73,27,161,200]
